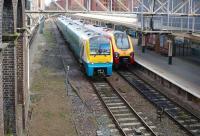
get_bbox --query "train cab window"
[89,36,111,55]
[114,33,130,50]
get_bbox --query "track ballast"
[91,78,158,136]
[118,70,200,136]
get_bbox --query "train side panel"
[57,18,83,62]
[65,27,82,59]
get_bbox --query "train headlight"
[130,52,134,58]
[114,52,120,58]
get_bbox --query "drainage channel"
[118,70,200,136]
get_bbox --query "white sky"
[45,0,57,6]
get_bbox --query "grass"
[37,45,43,51]
[30,94,42,103]
[29,21,78,136]
[5,128,13,136]
[43,24,56,48]
[31,66,65,94]
[43,28,53,42]
[43,111,54,119]
[30,67,50,92]
[59,112,66,119]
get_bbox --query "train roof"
[63,18,126,37]
[83,23,126,37]
[57,16,101,40]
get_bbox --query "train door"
[80,41,87,64]
[80,46,84,63]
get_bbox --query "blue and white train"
[56,16,113,77]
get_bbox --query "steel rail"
[90,78,157,136]
[118,69,200,136]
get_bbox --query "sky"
[45,0,56,6]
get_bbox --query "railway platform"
[134,45,200,100]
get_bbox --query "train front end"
[85,36,113,77]
[112,32,135,67]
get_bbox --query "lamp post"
[39,16,45,34]
[142,33,146,53]
[66,66,70,96]
[168,39,173,65]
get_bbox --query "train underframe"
[83,62,113,77]
[113,56,135,68]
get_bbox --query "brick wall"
[0,0,5,136]
[16,0,24,105]
[16,35,24,136]
[16,1,29,135]
[0,51,4,136]
[0,0,1,39]
[1,0,29,135]
[24,36,29,130]
[2,0,16,135]
[16,36,24,104]
[2,43,16,134]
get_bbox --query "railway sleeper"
[104,99,122,103]
[190,129,200,134]
[102,96,118,99]
[120,122,142,127]
[111,109,130,114]
[117,117,137,122]
[106,102,124,106]
[114,113,133,117]
[108,106,127,109]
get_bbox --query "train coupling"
[97,69,105,75]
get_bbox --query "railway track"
[118,70,200,136]
[91,78,158,136]
[54,20,121,135]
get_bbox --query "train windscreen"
[114,33,130,50]
[89,36,111,55]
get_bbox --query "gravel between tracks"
[107,71,188,136]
